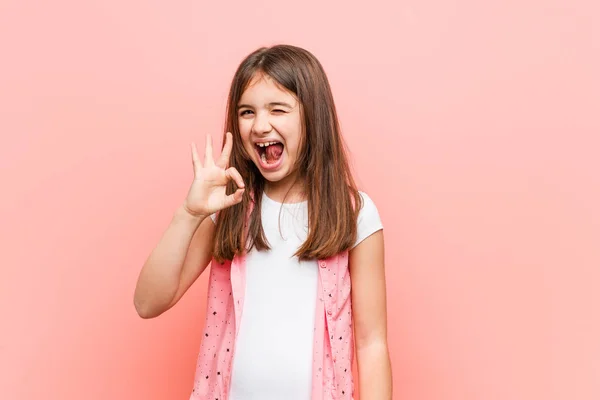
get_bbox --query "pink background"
[1,0,599,399]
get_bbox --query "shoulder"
[353,191,383,249]
[357,191,380,222]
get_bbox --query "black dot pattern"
[311,253,354,399]
[189,259,237,399]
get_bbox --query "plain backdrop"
[1,0,599,399]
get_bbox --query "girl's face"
[237,73,303,188]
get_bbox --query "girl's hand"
[183,132,245,219]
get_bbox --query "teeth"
[261,153,267,163]
[257,141,278,147]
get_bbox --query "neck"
[264,175,306,204]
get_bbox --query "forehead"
[239,73,297,105]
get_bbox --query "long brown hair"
[213,44,362,262]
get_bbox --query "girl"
[134,44,392,400]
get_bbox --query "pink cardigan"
[188,248,355,400]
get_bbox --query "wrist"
[176,203,207,225]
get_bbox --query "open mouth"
[255,141,284,166]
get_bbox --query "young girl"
[134,44,392,400]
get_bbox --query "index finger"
[216,132,233,169]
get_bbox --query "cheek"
[238,122,252,143]
[274,121,302,153]
[238,118,250,135]
[237,133,254,159]
[285,132,302,156]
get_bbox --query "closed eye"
[239,109,287,116]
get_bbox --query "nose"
[251,111,273,135]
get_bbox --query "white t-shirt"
[210,191,383,400]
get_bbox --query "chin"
[252,159,296,185]
[259,167,290,182]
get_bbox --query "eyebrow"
[237,101,295,109]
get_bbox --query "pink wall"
[1,0,599,399]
